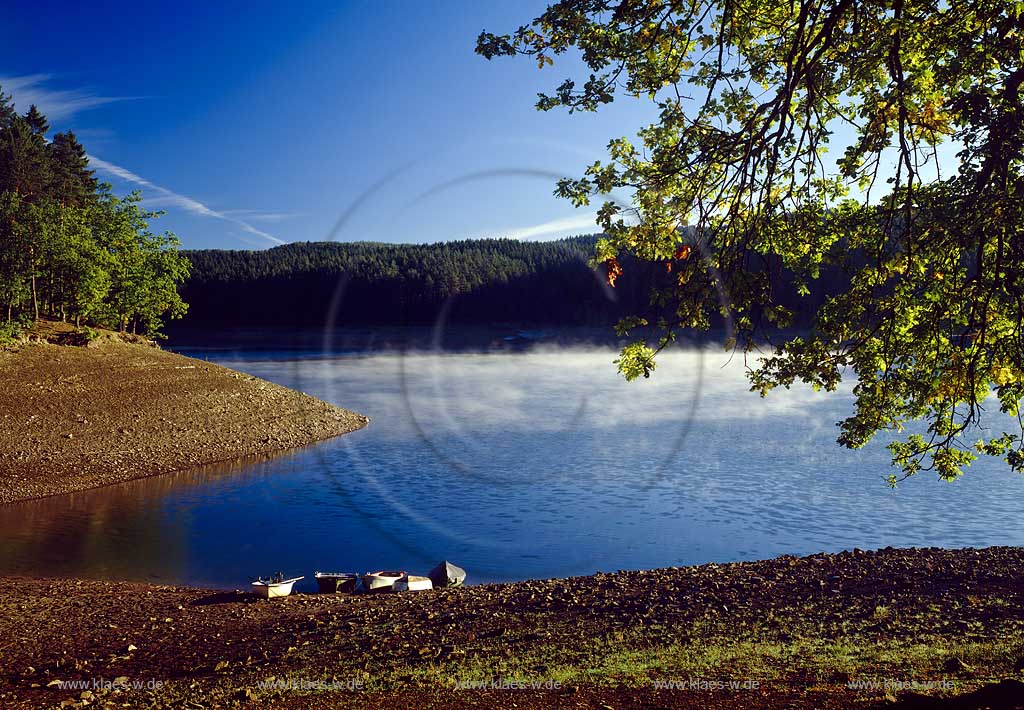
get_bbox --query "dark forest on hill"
[179,236,630,326]
[177,236,843,329]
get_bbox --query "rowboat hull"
[427,561,466,588]
[362,571,407,592]
[394,575,433,592]
[251,576,303,599]
[315,572,359,594]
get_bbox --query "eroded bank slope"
[0,340,367,503]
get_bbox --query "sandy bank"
[0,339,367,504]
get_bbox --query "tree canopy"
[178,237,653,328]
[478,0,1024,482]
[0,86,189,338]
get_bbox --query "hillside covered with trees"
[179,236,651,327]
[0,85,189,342]
[178,236,841,331]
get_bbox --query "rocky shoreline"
[1,546,1023,709]
[0,337,368,504]
[2,334,1024,708]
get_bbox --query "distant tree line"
[178,237,844,330]
[0,86,189,338]
[179,237,632,327]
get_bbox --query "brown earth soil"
[0,332,368,504]
[1,547,1023,709]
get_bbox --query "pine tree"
[0,96,190,335]
[23,105,49,137]
[48,131,97,207]
[0,86,15,128]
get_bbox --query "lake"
[2,328,1023,593]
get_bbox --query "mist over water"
[2,339,1023,592]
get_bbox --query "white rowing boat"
[362,570,406,592]
[394,575,433,592]
[251,574,303,599]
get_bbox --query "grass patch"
[356,629,1024,694]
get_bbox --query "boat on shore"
[251,574,304,599]
[362,570,407,592]
[314,571,359,594]
[394,575,433,592]
[428,560,466,588]
[307,562,465,594]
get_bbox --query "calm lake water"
[2,328,1023,592]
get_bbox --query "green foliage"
[480,0,1024,481]
[615,341,657,381]
[0,90,189,337]
[0,319,25,348]
[94,192,190,337]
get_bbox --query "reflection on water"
[2,338,1023,592]
[0,454,300,585]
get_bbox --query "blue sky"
[0,0,660,250]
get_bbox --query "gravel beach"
[0,338,367,504]
[1,546,1023,709]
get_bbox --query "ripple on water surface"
[1,346,1022,591]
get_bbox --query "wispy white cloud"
[498,212,601,241]
[0,74,137,122]
[229,233,279,249]
[0,75,284,247]
[462,212,602,242]
[220,209,303,223]
[88,155,286,246]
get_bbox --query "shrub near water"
[0,320,25,348]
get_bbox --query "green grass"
[353,629,1024,694]
[134,616,1024,707]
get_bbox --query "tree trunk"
[30,272,38,321]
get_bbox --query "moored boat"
[362,570,407,592]
[427,560,466,588]
[314,571,359,594]
[251,574,304,599]
[393,575,433,592]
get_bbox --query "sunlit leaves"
[604,256,623,287]
[615,341,657,380]
[481,0,1024,481]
